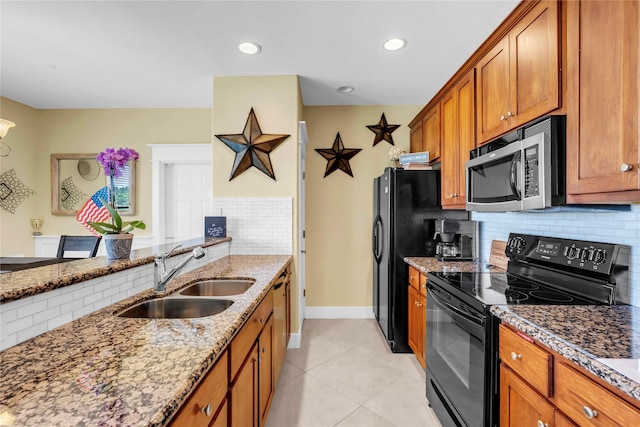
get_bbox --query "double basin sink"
[118,279,255,319]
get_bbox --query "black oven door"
[426,285,487,427]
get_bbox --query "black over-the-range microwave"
[465,115,566,212]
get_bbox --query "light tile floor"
[265,319,443,427]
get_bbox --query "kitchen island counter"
[492,304,640,403]
[0,254,291,426]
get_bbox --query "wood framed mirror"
[51,153,136,216]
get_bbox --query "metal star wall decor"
[366,113,400,146]
[215,108,290,181]
[315,132,362,178]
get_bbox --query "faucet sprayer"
[154,246,206,293]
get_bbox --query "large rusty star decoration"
[215,108,290,181]
[315,132,362,178]
[366,113,400,146]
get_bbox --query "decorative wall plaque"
[315,132,362,178]
[0,168,35,213]
[366,113,400,146]
[215,108,290,181]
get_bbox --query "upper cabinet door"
[476,0,560,145]
[508,0,560,129]
[476,37,511,143]
[423,105,441,162]
[566,0,640,200]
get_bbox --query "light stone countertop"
[0,237,231,304]
[0,254,292,426]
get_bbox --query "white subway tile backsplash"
[0,241,230,351]
[472,204,640,307]
[209,197,293,255]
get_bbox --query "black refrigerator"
[372,167,467,353]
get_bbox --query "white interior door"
[165,163,212,241]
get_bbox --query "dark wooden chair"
[56,235,102,258]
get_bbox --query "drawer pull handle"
[258,317,265,324]
[583,406,598,419]
[510,352,521,361]
[200,403,212,417]
[620,163,633,172]
[537,420,549,427]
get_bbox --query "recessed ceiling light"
[383,38,407,51]
[238,42,261,55]
[336,86,355,94]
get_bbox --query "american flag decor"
[76,187,111,237]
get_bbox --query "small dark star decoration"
[315,132,362,178]
[366,113,400,146]
[215,108,290,181]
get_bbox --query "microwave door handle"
[509,151,521,199]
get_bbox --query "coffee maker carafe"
[434,219,478,261]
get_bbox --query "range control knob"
[592,250,607,265]
[579,248,591,262]
[508,236,526,252]
[566,246,579,260]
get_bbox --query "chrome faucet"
[154,245,206,293]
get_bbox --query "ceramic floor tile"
[285,332,349,372]
[307,344,405,405]
[265,373,360,427]
[276,359,304,386]
[334,406,395,427]
[364,372,439,426]
[313,318,382,350]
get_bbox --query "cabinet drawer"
[170,351,228,427]
[499,325,553,397]
[556,362,640,426]
[409,266,420,291]
[231,289,273,380]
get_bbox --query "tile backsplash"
[472,204,640,306]
[208,197,293,255]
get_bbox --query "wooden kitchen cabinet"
[565,0,640,203]
[500,364,555,427]
[556,361,640,427]
[229,289,274,427]
[272,265,290,386]
[409,105,441,162]
[476,0,560,144]
[407,266,426,368]
[499,324,640,427]
[441,70,475,209]
[170,351,229,427]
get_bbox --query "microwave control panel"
[523,146,539,198]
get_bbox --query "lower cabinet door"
[210,400,228,427]
[500,365,555,427]
[231,342,259,427]
[259,315,274,426]
[408,285,426,368]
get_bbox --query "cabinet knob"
[583,406,598,419]
[510,352,522,361]
[258,317,265,324]
[500,115,506,121]
[200,403,212,417]
[536,420,549,427]
[506,111,514,118]
[620,163,633,172]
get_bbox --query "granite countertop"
[492,305,640,403]
[0,254,292,426]
[0,237,231,304]
[404,256,496,274]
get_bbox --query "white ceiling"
[0,0,519,109]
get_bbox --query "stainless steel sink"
[118,298,234,319]
[180,279,255,297]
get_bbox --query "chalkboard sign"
[204,216,226,238]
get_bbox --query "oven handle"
[427,285,485,327]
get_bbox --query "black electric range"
[425,233,630,427]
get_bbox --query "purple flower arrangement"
[96,147,139,178]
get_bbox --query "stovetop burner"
[428,270,597,308]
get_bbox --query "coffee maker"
[433,219,478,261]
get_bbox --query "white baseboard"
[304,306,375,319]
[287,332,301,349]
